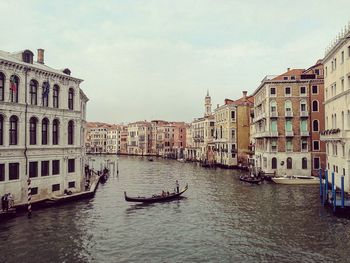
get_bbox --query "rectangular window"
[31,187,38,195]
[291,76,295,80]
[285,120,292,132]
[301,140,308,151]
[283,76,288,80]
[231,129,236,140]
[285,87,291,95]
[52,160,60,175]
[271,120,277,132]
[270,87,276,96]
[300,86,306,95]
[41,161,49,176]
[52,184,60,192]
[68,181,75,188]
[29,161,38,178]
[301,120,308,132]
[312,85,318,94]
[0,164,4,181]
[313,158,320,170]
[68,159,75,173]
[315,69,320,75]
[231,111,235,120]
[271,140,277,152]
[313,140,320,151]
[286,139,293,152]
[9,163,19,180]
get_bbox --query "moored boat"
[239,175,262,184]
[272,175,319,185]
[124,184,188,203]
[148,158,154,162]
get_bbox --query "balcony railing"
[320,128,344,142]
[270,111,278,118]
[285,131,294,137]
[300,131,309,137]
[300,111,309,117]
[285,111,293,117]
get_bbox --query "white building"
[106,127,119,154]
[213,100,237,167]
[0,49,88,204]
[321,24,350,191]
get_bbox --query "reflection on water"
[1,156,350,262]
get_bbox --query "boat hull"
[125,185,188,203]
[272,177,319,185]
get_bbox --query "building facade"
[321,25,350,191]
[0,49,88,204]
[253,63,325,176]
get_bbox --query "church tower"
[204,90,212,117]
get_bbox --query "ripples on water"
[1,156,350,263]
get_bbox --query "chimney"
[242,91,247,101]
[37,49,44,64]
[287,67,290,71]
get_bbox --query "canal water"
[1,156,350,263]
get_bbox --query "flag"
[10,76,17,93]
[43,81,50,97]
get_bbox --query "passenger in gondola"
[167,191,170,196]
[176,180,179,193]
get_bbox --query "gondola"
[148,158,154,162]
[124,184,188,203]
[239,175,262,184]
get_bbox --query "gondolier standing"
[176,180,179,193]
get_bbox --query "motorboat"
[239,175,262,184]
[272,175,319,185]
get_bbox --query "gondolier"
[176,180,179,193]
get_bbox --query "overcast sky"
[0,0,349,123]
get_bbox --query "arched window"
[312,100,319,112]
[42,81,50,107]
[313,120,319,132]
[52,119,59,145]
[42,118,49,145]
[68,120,74,145]
[300,100,307,112]
[68,88,74,110]
[0,72,4,101]
[0,115,3,145]
[287,157,292,169]
[285,100,292,115]
[29,80,38,105]
[270,100,277,113]
[10,75,19,103]
[29,117,37,145]
[272,157,277,169]
[53,85,59,108]
[9,115,18,145]
[302,157,307,169]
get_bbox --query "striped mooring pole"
[27,178,32,218]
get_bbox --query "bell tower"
[204,90,212,117]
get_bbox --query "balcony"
[300,131,310,137]
[285,131,294,137]
[269,131,279,137]
[270,111,278,118]
[285,111,293,117]
[253,131,278,138]
[253,112,266,123]
[320,128,345,142]
[300,111,309,117]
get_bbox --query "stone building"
[321,24,350,191]
[187,92,215,162]
[0,49,88,204]
[253,62,325,176]
[106,125,119,154]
